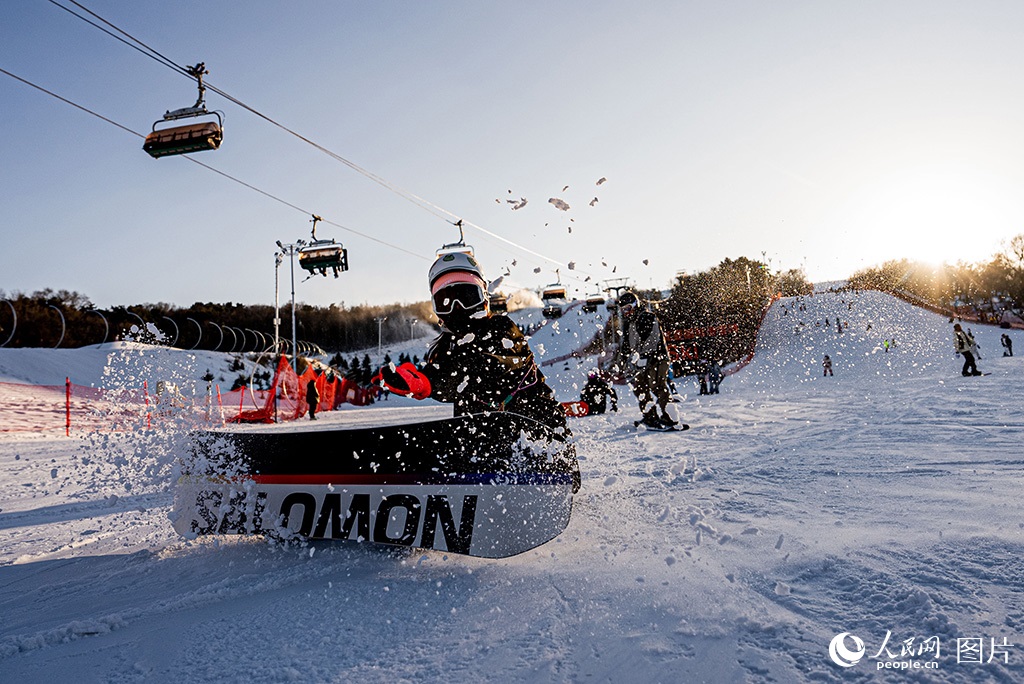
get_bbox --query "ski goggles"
[432,282,487,315]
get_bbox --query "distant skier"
[1001,333,1014,357]
[614,291,679,430]
[579,370,618,414]
[823,354,833,377]
[305,377,320,420]
[376,252,569,438]
[708,360,723,394]
[953,323,982,376]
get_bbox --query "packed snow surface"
[1,290,1023,682]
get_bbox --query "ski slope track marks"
[1,292,1023,682]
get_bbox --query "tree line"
[846,234,1024,321]
[8,241,1016,358]
[646,257,813,367]
[0,289,435,352]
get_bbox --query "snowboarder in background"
[305,377,320,420]
[614,291,678,430]
[953,323,982,376]
[1001,333,1014,357]
[698,360,709,395]
[580,370,618,414]
[708,359,723,394]
[823,355,833,377]
[376,252,569,438]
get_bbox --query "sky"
[4,1,1024,310]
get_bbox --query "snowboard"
[172,412,580,559]
[562,400,589,417]
[633,420,691,432]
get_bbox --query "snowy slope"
[2,292,1023,683]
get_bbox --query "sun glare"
[842,164,1018,268]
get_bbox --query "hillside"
[1,292,1022,682]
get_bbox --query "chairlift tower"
[275,238,305,371]
[276,216,350,370]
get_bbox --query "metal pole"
[377,316,386,356]
[274,252,282,356]
[290,248,298,370]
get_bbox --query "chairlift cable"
[0,66,425,261]
[46,0,189,77]
[0,66,142,140]
[43,0,587,279]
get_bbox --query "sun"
[840,162,1019,267]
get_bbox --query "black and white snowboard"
[172,412,580,558]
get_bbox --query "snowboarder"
[1001,333,1014,357]
[823,354,833,377]
[580,370,617,414]
[376,252,569,438]
[708,359,723,394]
[613,291,678,430]
[305,377,320,420]
[953,323,982,376]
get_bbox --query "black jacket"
[580,376,617,412]
[619,309,670,367]
[422,314,567,434]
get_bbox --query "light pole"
[376,316,387,356]
[276,239,306,370]
[274,251,283,355]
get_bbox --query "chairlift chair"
[143,63,224,159]
[541,283,568,319]
[582,294,604,313]
[435,219,475,258]
[489,293,508,313]
[299,241,349,278]
[298,215,348,278]
[541,284,568,302]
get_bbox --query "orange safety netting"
[0,356,377,433]
[228,356,374,424]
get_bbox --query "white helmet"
[429,252,484,288]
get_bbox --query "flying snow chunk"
[534,266,542,273]
[508,197,528,210]
[643,259,650,266]
[568,261,576,270]
[589,197,599,206]
[548,198,571,211]
[596,177,607,185]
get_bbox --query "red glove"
[374,362,431,400]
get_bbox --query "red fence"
[0,356,376,434]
